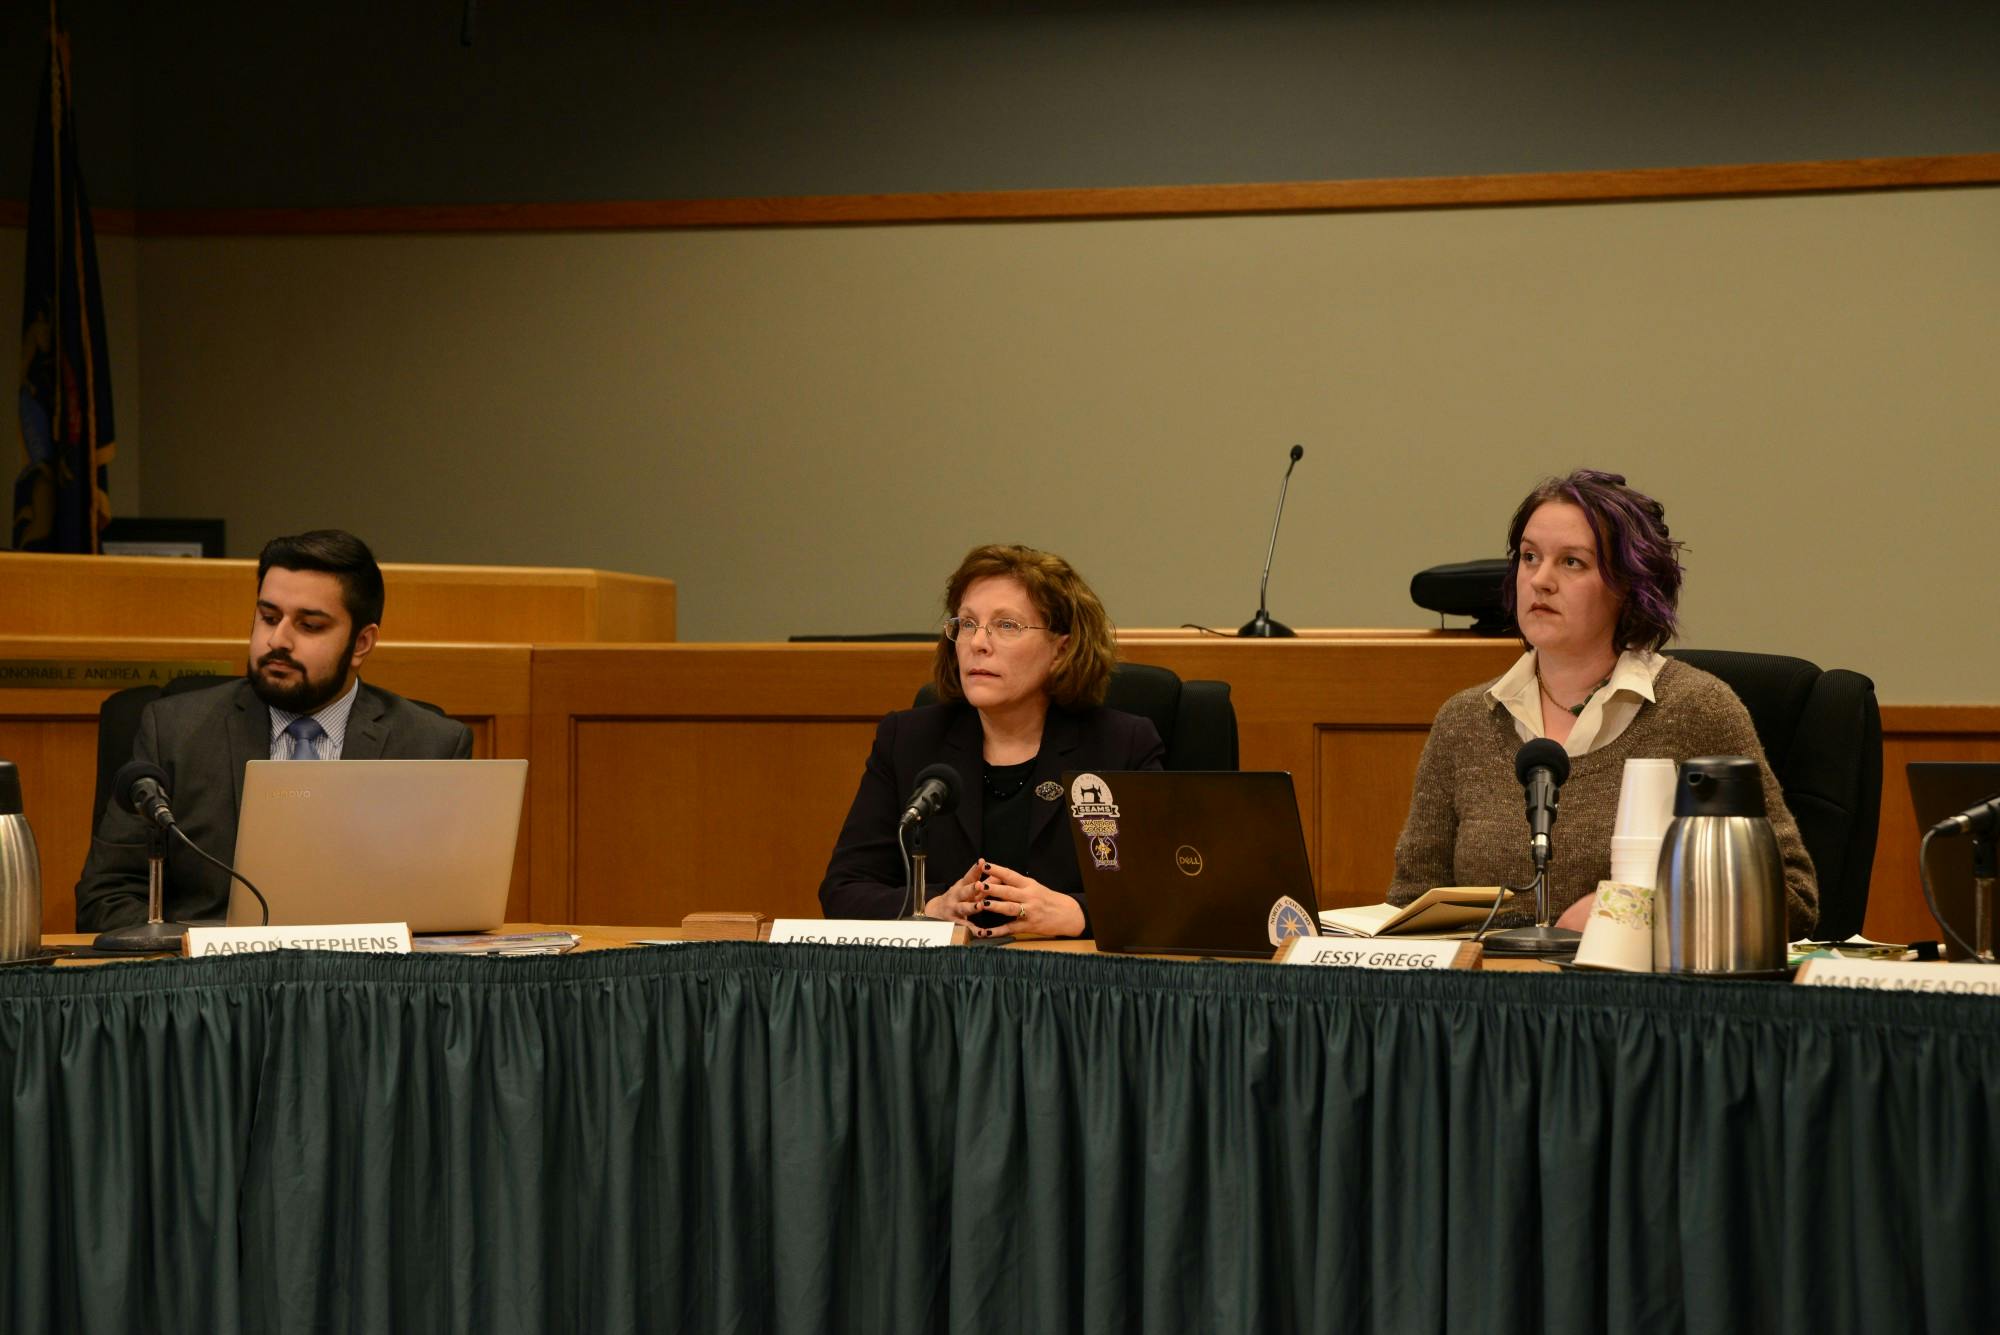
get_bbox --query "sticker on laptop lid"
[1087,833,1120,871]
[1078,816,1118,838]
[1068,773,1120,819]
[1268,896,1319,946]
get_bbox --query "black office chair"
[90,674,238,827]
[1665,649,1882,939]
[913,661,1239,771]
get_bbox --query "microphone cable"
[1470,875,1539,943]
[89,831,273,926]
[1918,826,1988,963]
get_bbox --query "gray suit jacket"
[74,678,474,930]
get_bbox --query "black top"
[975,757,1037,928]
[818,701,1166,932]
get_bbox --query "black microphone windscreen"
[111,760,170,814]
[1515,738,1570,787]
[1289,444,1304,462]
[910,762,961,815]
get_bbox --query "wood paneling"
[0,553,675,643]
[0,718,100,934]
[76,154,2000,236]
[572,720,876,925]
[1869,706,2000,947]
[1318,729,1433,909]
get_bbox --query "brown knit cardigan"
[1387,657,1820,937]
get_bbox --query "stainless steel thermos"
[0,761,42,962]
[1653,755,1786,975]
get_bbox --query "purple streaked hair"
[1501,470,1685,653]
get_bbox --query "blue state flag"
[13,16,116,553]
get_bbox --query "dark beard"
[246,636,357,714]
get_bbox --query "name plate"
[1795,957,2000,995]
[1276,937,1482,970]
[767,919,965,947]
[184,923,413,957]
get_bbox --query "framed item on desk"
[100,518,226,558]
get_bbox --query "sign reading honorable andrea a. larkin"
[767,919,966,947]
[1275,937,1483,970]
[183,923,414,957]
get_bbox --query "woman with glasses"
[819,544,1164,937]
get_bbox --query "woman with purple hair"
[1387,470,1819,937]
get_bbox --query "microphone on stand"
[1239,444,1305,637]
[93,761,272,954]
[899,763,961,830]
[1482,739,1582,957]
[1516,738,1571,872]
[898,764,962,920]
[1927,794,2000,841]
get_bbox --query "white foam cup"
[1574,879,1657,972]
[1608,834,1665,890]
[1613,758,1679,840]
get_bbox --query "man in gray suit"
[75,530,473,931]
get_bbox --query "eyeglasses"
[940,616,1048,643]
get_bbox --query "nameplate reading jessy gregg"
[1276,937,1483,971]
[767,920,967,948]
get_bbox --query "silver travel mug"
[0,761,43,962]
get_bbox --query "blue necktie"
[284,716,326,760]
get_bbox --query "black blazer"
[818,701,1165,931]
[75,678,474,931]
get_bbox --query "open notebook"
[1318,887,1514,938]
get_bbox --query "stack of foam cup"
[1608,758,1679,888]
[1576,759,1683,971]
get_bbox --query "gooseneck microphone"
[1239,444,1305,638]
[93,762,272,954]
[899,763,961,830]
[1927,794,2000,841]
[1515,738,1571,871]
[1481,738,1583,957]
[1920,792,2000,961]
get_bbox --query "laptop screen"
[1066,770,1318,959]
[228,759,527,933]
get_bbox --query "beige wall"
[12,185,1998,702]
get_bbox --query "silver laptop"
[227,759,528,932]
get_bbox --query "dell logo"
[1174,845,1204,876]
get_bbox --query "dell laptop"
[1065,770,1319,959]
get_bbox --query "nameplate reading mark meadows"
[767,919,965,947]
[1795,957,2000,995]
